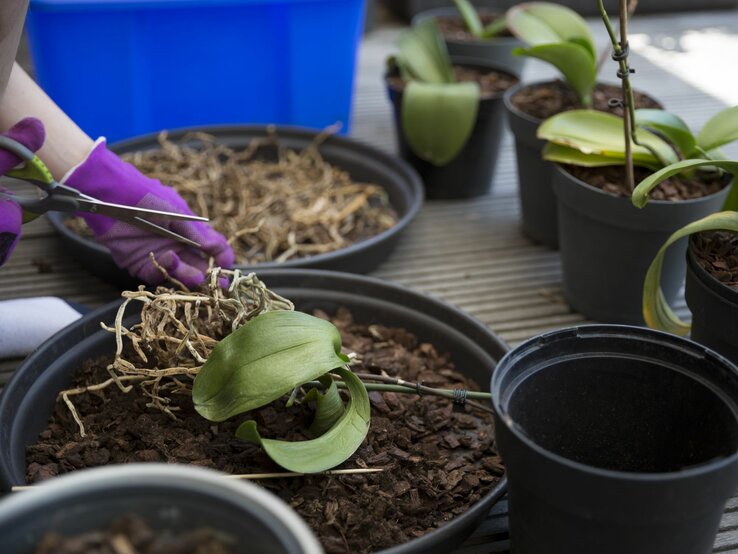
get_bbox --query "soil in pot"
[692,231,738,288]
[435,13,514,41]
[25,308,503,554]
[36,513,235,554]
[65,131,399,265]
[563,164,726,200]
[510,80,661,120]
[388,64,518,200]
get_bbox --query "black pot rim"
[47,124,424,272]
[0,268,509,554]
[553,162,733,206]
[491,323,738,481]
[411,7,521,46]
[502,79,662,126]
[0,463,323,553]
[385,57,518,103]
[688,236,738,304]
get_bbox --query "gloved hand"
[62,139,234,288]
[0,118,45,266]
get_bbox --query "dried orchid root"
[120,130,398,264]
[59,267,293,436]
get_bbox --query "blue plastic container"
[26,0,365,141]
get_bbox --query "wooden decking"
[3,6,738,552]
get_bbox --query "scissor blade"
[74,197,209,223]
[129,216,202,248]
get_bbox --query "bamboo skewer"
[10,467,385,492]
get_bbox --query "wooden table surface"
[3,6,738,552]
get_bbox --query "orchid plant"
[390,18,480,166]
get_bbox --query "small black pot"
[387,59,518,200]
[492,325,738,554]
[381,0,501,22]
[48,125,424,290]
[0,269,508,554]
[552,165,730,324]
[0,464,322,554]
[411,8,525,77]
[503,80,558,247]
[686,241,738,363]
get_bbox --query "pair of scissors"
[0,135,208,248]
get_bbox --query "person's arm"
[0,63,93,179]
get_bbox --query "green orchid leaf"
[635,109,697,158]
[538,110,678,166]
[305,375,345,437]
[235,368,370,473]
[453,0,484,38]
[481,17,508,39]
[697,105,738,152]
[643,211,738,335]
[402,80,480,166]
[513,43,596,106]
[397,18,454,84]
[542,143,659,170]
[192,311,349,422]
[632,159,738,208]
[507,2,596,59]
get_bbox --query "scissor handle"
[0,135,55,189]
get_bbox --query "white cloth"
[0,297,82,359]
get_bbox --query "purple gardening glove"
[62,140,234,288]
[0,118,46,266]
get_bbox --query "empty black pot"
[0,269,508,554]
[48,125,424,289]
[387,59,518,199]
[552,165,730,323]
[0,464,322,554]
[492,325,738,554]
[686,241,738,363]
[411,8,525,77]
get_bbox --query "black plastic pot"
[411,8,525,77]
[382,0,738,20]
[686,241,738,363]
[47,125,424,290]
[0,269,508,554]
[552,165,730,324]
[0,464,322,554]
[387,59,518,200]
[503,80,558,247]
[492,325,738,554]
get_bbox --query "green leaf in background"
[631,158,738,208]
[397,18,455,84]
[538,110,678,167]
[235,368,370,473]
[453,0,484,38]
[513,43,596,106]
[542,142,655,168]
[192,311,349,422]
[697,105,738,152]
[635,109,697,158]
[482,17,508,39]
[305,375,345,437]
[643,211,738,335]
[402,80,480,166]
[507,2,596,58]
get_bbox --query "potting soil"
[26,308,503,554]
[563,164,725,200]
[511,80,660,120]
[35,513,234,554]
[693,231,738,289]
